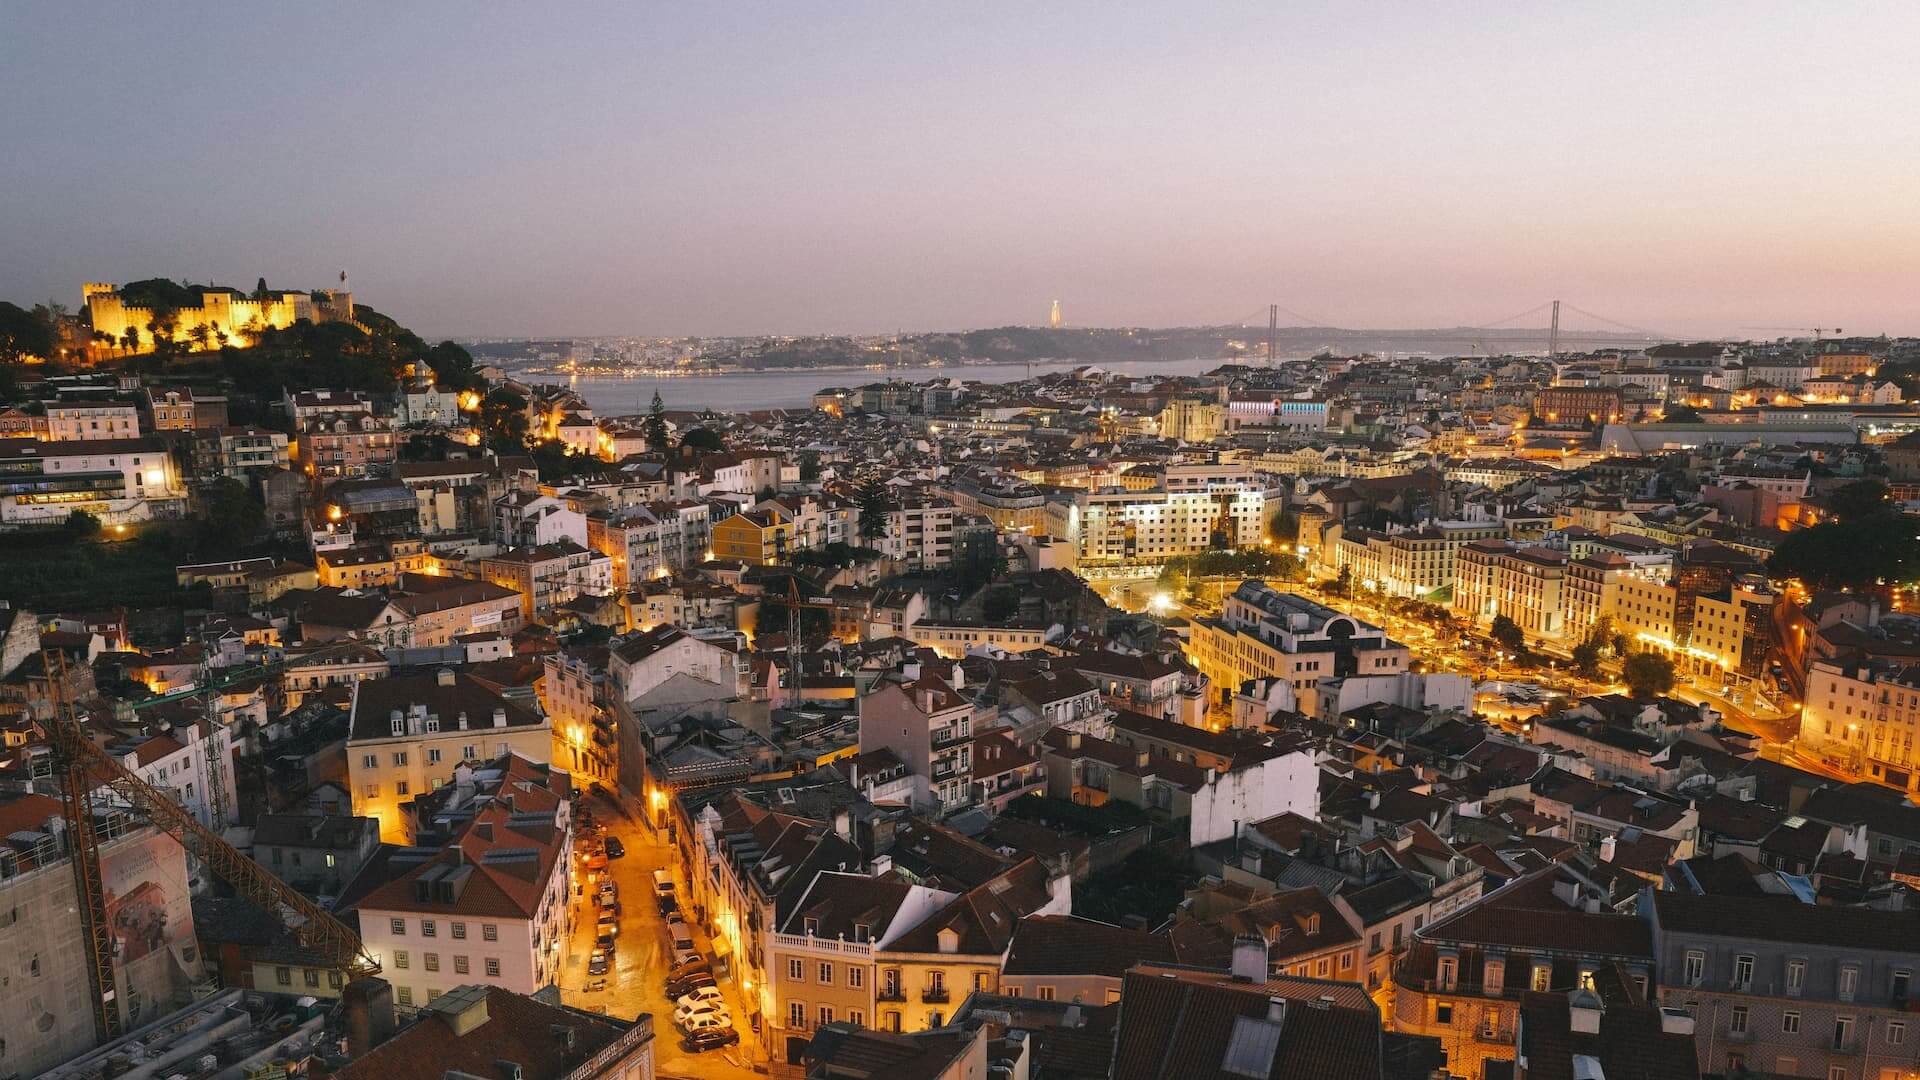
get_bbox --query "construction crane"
[1743,326,1842,340]
[43,648,379,1045]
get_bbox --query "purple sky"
[4,3,1916,339]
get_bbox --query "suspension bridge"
[1219,298,1677,360]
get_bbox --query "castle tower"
[1048,299,1063,329]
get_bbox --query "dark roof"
[1111,965,1384,1080]
[1003,915,1178,978]
[1650,890,1920,953]
[348,671,544,742]
[330,985,642,1080]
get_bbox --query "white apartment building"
[351,774,574,1008]
[858,671,975,812]
[0,436,187,525]
[1044,484,1263,567]
[875,497,959,571]
[44,399,142,441]
[112,722,240,830]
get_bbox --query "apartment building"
[711,509,798,565]
[1394,869,1656,1080]
[345,670,553,841]
[1799,658,1920,793]
[1187,582,1408,715]
[943,470,1048,532]
[111,721,239,830]
[477,541,613,618]
[0,436,188,525]
[198,426,291,477]
[389,575,524,647]
[587,505,666,589]
[875,496,959,571]
[349,762,574,1007]
[541,645,615,787]
[302,412,398,480]
[1328,520,1506,600]
[1453,540,1569,642]
[1564,551,1672,645]
[1648,890,1920,1079]
[858,672,976,813]
[44,398,141,441]
[1043,483,1264,566]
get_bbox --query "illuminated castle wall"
[83,282,355,353]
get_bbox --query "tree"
[1827,478,1891,523]
[981,586,1021,623]
[646,390,670,451]
[481,388,531,449]
[253,276,270,300]
[1269,506,1299,546]
[0,302,54,365]
[1490,614,1526,654]
[1622,651,1677,700]
[680,427,724,452]
[856,476,893,543]
[63,510,101,538]
[1768,513,1920,592]
[1571,641,1604,679]
[200,477,265,550]
[1663,404,1704,423]
[798,449,823,483]
[1327,565,1353,597]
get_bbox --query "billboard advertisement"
[100,830,204,1025]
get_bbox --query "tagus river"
[557,356,1262,415]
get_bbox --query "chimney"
[342,977,397,1056]
[950,665,965,690]
[437,668,457,687]
[1598,835,1617,863]
[1265,996,1288,1026]
[1231,936,1268,983]
[492,707,507,728]
[1567,987,1603,1034]
[1366,790,1381,810]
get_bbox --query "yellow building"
[1157,398,1226,443]
[711,509,797,565]
[1452,541,1568,642]
[345,670,553,842]
[1186,583,1408,712]
[84,281,355,356]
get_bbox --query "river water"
[554,355,1258,415]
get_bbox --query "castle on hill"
[83,280,356,358]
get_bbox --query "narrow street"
[556,795,763,1079]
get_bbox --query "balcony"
[921,986,950,1004]
[771,931,874,957]
[877,987,906,1003]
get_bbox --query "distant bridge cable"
[1561,304,1669,339]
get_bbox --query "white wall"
[1189,749,1318,846]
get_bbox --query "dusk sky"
[4,3,1917,339]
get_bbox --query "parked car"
[674,1001,730,1027]
[680,1011,731,1034]
[684,1027,741,1053]
[666,972,715,1000]
[657,893,679,916]
[588,950,610,976]
[605,836,625,859]
[596,913,620,939]
[676,986,725,1011]
[596,932,616,954]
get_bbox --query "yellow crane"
[43,648,379,1044]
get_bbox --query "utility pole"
[1548,299,1561,359]
[1267,304,1279,368]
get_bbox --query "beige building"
[1187,583,1408,713]
[1327,521,1506,600]
[345,670,553,841]
[1453,540,1569,642]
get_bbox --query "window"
[394,950,409,969]
[482,924,498,942]
[390,918,407,936]
[789,959,804,980]
[395,782,409,796]
[848,967,863,989]
[1834,1016,1854,1050]
[276,966,292,986]
[1787,958,1805,996]
[788,1002,805,1026]
[427,748,442,765]
[1340,952,1353,972]
[362,783,380,798]
[304,968,321,987]
[454,956,469,974]
[1896,970,1913,1001]
[1840,965,1859,1002]
[885,1012,901,1032]
[1782,1011,1801,1034]
[848,1010,864,1027]
[929,971,945,991]
[1730,1005,1748,1034]
[1733,954,1753,989]
[1890,1021,1907,1046]
[396,986,413,1006]
[1038,985,1056,1001]
[463,745,477,760]
[329,971,343,989]
[362,754,378,769]
[1438,955,1458,990]
[1481,1007,1501,1039]
[392,752,408,766]
[485,958,501,977]
[1435,1002,1454,1025]
[424,953,439,972]
[819,1005,834,1025]
[1532,964,1551,992]
[452,923,466,940]
[819,962,833,984]
[422,920,436,938]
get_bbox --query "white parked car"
[676,986,725,1011]
[679,999,729,1022]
